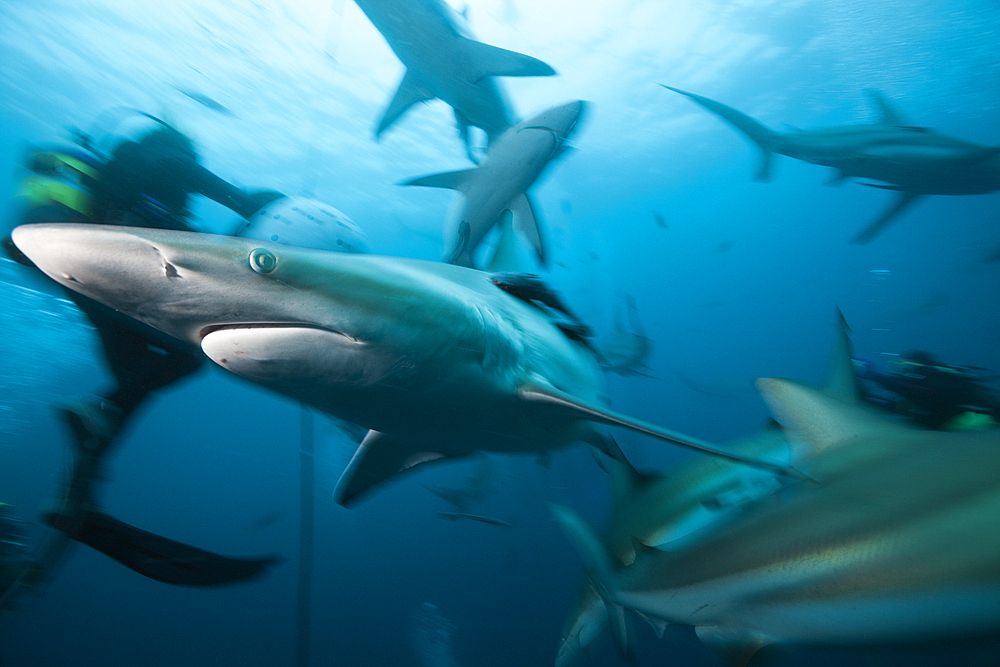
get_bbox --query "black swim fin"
[42,509,280,587]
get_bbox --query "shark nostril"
[162,260,179,278]
[62,273,80,284]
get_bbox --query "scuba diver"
[854,350,1000,430]
[1,112,283,609]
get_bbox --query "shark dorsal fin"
[822,308,863,406]
[755,377,926,478]
[864,89,907,126]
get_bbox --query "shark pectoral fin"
[42,509,279,587]
[459,38,556,82]
[334,430,464,506]
[509,193,547,267]
[850,191,923,244]
[519,386,805,479]
[401,168,477,192]
[549,504,630,657]
[695,626,771,667]
[377,68,434,138]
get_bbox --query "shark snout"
[523,100,587,139]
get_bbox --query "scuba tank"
[15,145,101,220]
[236,195,370,254]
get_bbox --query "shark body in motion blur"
[12,224,801,506]
[664,85,1000,253]
[354,0,555,161]
[553,377,1000,665]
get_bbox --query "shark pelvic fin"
[335,430,467,506]
[850,190,923,244]
[376,68,435,138]
[519,385,805,479]
[459,37,556,82]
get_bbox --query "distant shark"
[663,85,1000,251]
[403,100,585,268]
[552,375,1000,663]
[354,0,556,160]
[598,294,654,377]
[11,224,803,506]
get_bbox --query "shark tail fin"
[548,504,629,656]
[661,85,779,181]
[42,509,279,587]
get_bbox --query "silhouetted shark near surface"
[403,100,585,268]
[353,0,555,160]
[663,85,1000,252]
[11,224,804,506]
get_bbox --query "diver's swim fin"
[42,509,280,587]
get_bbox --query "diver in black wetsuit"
[1,115,280,602]
[854,350,1000,430]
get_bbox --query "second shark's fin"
[549,504,630,657]
[460,38,556,83]
[850,190,923,244]
[376,68,435,138]
[518,385,804,479]
[661,85,779,182]
[821,308,863,406]
[401,168,477,192]
[508,192,547,267]
[484,210,524,273]
[335,430,468,506]
[42,509,279,587]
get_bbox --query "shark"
[10,223,803,506]
[597,294,654,378]
[663,85,1000,249]
[354,0,555,161]
[552,377,1000,665]
[556,311,863,666]
[402,100,585,269]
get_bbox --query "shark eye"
[249,248,277,274]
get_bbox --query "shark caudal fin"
[42,509,279,587]
[549,504,630,656]
[334,431,468,506]
[661,85,779,181]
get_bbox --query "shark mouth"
[198,322,358,343]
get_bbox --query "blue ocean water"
[1,1,999,665]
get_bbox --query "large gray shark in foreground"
[403,100,585,269]
[663,85,1000,252]
[553,378,1000,665]
[11,224,802,506]
[557,311,862,666]
[354,0,555,161]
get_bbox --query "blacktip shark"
[663,85,1000,251]
[552,377,1000,665]
[354,0,555,161]
[11,223,803,506]
[557,310,862,666]
[403,100,585,268]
